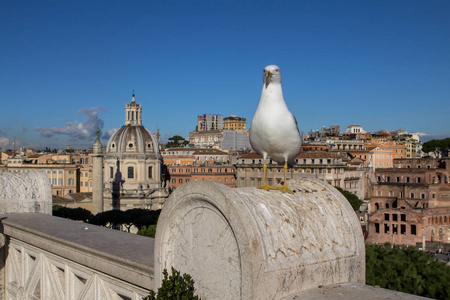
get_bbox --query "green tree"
[334,186,362,211]
[53,205,93,222]
[144,268,201,300]
[89,209,127,228]
[366,243,450,299]
[166,135,188,148]
[422,138,450,153]
[137,225,157,238]
[121,208,151,232]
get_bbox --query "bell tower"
[125,91,142,125]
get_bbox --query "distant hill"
[422,138,450,153]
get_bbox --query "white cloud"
[0,137,10,149]
[35,107,107,141]
[102,128,118,140]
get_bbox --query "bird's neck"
[261,83,284,103]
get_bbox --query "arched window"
[128,166,134,179]
[375,203,379,210]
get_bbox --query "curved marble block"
[155,178,365,300]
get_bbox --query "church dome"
[106,125,158,154]
[105,93,159,154]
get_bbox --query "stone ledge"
[281,283,432,300]
[0,213,154,289]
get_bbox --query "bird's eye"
[276,69,279,72]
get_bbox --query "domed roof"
[106,125,159,154]
[105,93,159,155]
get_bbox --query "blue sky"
[1,0,449,150]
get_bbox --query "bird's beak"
[264,70,273,88]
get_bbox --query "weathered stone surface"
[0,170,52,214]
[0,213,154,290]
[154,178,365,300]
[281,283,432,300]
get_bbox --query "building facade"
[197,114,223,131]
[368,158,450,248]
[101,94,169,211]
[235,152,369,201]
[223,114,247,132]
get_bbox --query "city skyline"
[1,1,449,150]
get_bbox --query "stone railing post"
[154,178,365,300]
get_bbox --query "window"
[421,193,425,199]
[401,224,406,234]
[81,173,83,177]
[384,224,389,234]
[80,181,83,187]
[406,177,410,183]
[128,166,134,179]
[411,225,417,235]
[68,178,74,185]
[110,167,114,179]
[384,213,390,221]
[393,225,398,234]
[52,178,56,185]
[148,166,153,179]
[85,158,89,164]
[375,203,379,210]
[392,214,398,222]
[179,179,183,183]
[410,193,415,199]
[172,179,176,183]
[58,179,62,186]
[375,223,380,233]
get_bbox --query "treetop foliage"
[422,138,450,153]
[53,206,160,232]
[144,267,201,300]
[366,243,450,300]
[334,186,363,211]
[166,135,188,148]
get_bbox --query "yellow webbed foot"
[276,183,294,194]
[258,183,276,191]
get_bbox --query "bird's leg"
[258,160,275,191]
[277,161,294,194]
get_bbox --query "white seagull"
[249,65,302,194]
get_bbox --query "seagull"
[249,65,302,194]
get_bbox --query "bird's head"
[263,65,281,88]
